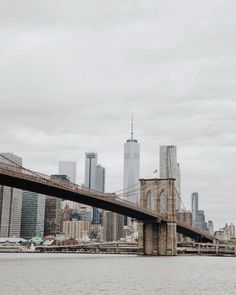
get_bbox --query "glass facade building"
[21,191,46,239]
[0,153,23,238]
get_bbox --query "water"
[0,253,236,295]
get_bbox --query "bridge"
[0,161,214,255]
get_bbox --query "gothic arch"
[146,190,154,210]
[160,189,167,213]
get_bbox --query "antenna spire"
[131,113,134,140]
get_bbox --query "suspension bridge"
[0,155,214,255]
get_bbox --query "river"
[0,253,235,295]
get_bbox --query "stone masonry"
[139,178,177,256]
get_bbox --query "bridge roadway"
[0,162,213,243]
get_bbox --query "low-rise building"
[63,220,90,241]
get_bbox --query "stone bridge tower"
[139,178,177,255]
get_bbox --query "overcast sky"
[0,0,236,228]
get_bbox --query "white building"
[0,153,23,238]
[159,145,181,210]
[123,119,140,204]
[214,223,236,241]
[63,220,90,241]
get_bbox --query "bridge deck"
[0,162,213,243]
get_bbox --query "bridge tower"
[139,178,177,256]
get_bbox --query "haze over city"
[1,0,236,230]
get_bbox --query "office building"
[191,192,208,232]
[58,161,78,209]
[159,145,181,210]
[229,222,236,239]
[84,153,105,224]
[95,164,105,192]
[58,161,77,183]
[21,191,46,239]
[63,220,90,241]
[84,152,98,190]
[44,196,62,236]
[103,211,124,242]
[208,220,214,236]
[191,192,199,225]
[195,210,208,232]
[44,175,65,236]
[123,117,140,204]
[215,223,235,241]
[0,153,23,238]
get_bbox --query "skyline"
[1,1,236,229]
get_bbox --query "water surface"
[0,253,235,295]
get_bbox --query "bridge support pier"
[143,221,177,256]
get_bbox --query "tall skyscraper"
[123,117,140,204]
[44,175,64,236]
[0,153,23,238]
[84,152,98,190]
[159,145,181,210]
[21,191,46,239]
[95,165,105,193]
[191,192,199,225]
[191,192,208,232]
[84,153,105,224]
[58,161,78,209]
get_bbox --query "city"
[1,1,236,294]
[0,123,235,253]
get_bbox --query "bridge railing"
[0,162,108,197]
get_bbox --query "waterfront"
[0,254,235,295]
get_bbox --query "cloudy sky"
[0,0,236,228]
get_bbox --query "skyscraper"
[103,211,124,242]
[44,175,64,236]
[59,161,77,183]
[21,191,46,239]
[84,153,105,224]
[191,192,199,225]
[123,117,140,204]
[58,161,78,209]
[159,145,181,210]
[84,152,98,190]
[208,220,214,236]
[191,192,208,232]
[0,153,23,238]
[44,196,62,236]
[95,165,105,193]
